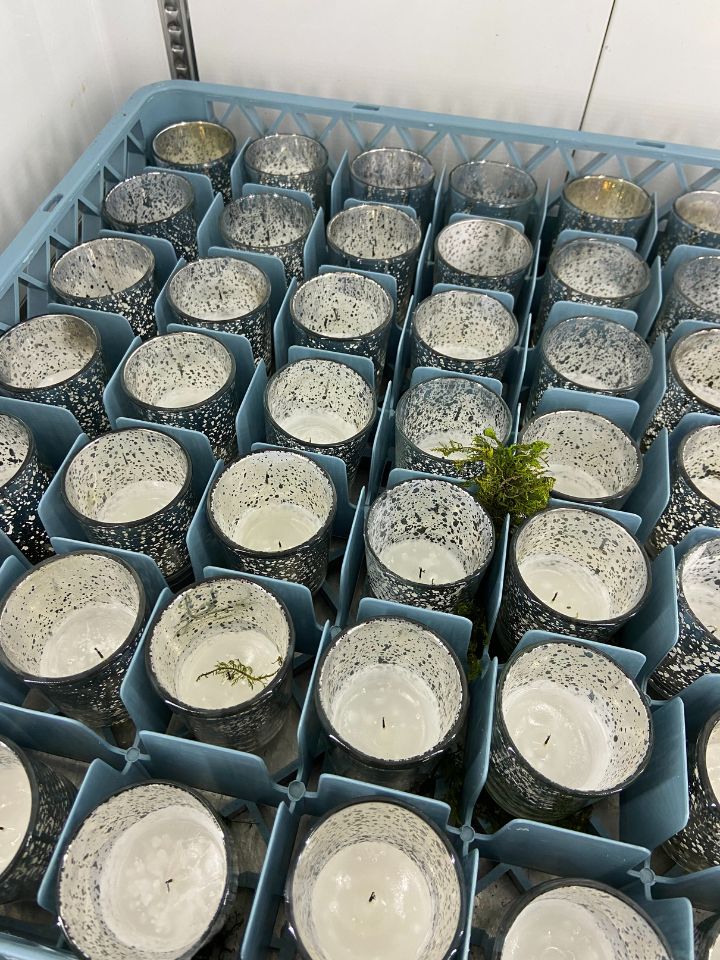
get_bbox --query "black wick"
[368,891,376,903]
[544,735,551,746]
[382,716,386,729]
[165,879,173,892]
[94,647,103,659]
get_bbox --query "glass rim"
[166,255,272,325]
[49,237,155,303]
[677,424,720,506]
[562,174,652,220]
[326,202,423,264]
[103,171,194,231]
[413,290,519,364]
[670,328,720,412]
[219,193,314,253]
[697,708,720,808]
[350,146,436,191]
[434,217,534,279]
[673,254,720,316]
[672,189,720,232]
[152,120,237,167]
[289,271,394,343]
[0,413,34,492]
[245,133,329,177]
[449,159,538,207]
[0,734,38,886]
[677,536,720,640]
[547,236,651,303]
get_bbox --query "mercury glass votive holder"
[520,409,642,509]
[0,414,52,563]
[658,189,720,263]
[315,616,467,791]
[121,331,238,462]
[494,506,651,656]
[219,193,313,284]
[152,119,236,202]
[448,159,537,226]
[61,428,196,583]
[289,271,394,379]
[244,133,328,211]
[0,551,145,725]
[492,879,672,960]
[411,289,519,379]
[0,313,109,437]
[264,357,375,485]
[698,916,720,960]
[286,798,465,960]
[326,203,422,319]
[0,735,76,904]
[207,449,336,593]
[146,576,294,751]
[526,316,653,421]
[103,171,197,261]
[166,256,272,369]
[365,477,495,612]
[556,175,652,241]
[486,639,652,822]
[50,237,158,340]
[395,376,512,477]
[434,218,533,301]
[57,781,237,960]
[649,254,720,344]
[349,147,436,225]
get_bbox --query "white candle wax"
[379,539,466,584]
[433,340,489,361]
[684,577,720,637]
[546,461,610,500]
[100,805,227,954]
[329,663,442,760]
[36,366,83,387]
[691,471,720,506]
[310,840,433,960]
[154,384,215,408]
[0,744,32,872]
[684,369,720,409]
[711,932,720,960]
[503,897,614,960]
[96,479,182,523]
[39,603,137,676]
[176,628,281,708]
[706,721,720,799]
[519,554,612,620]
[278,410,357,445]
[417,430,475,461]
[233,503,321,552]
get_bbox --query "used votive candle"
[57,781,237,960]
[526,315,653,421]
[658,189,720,263]
[50,237,158,340]
[349,147,436,225]
[365,477,495,612]
[207,449,336,593]
[0,313,109,437]
[0,551,145,725]
[121,331,238,462]
[556,175,652,241]
[0,735,76,904]
[152,119,236,202]
[264,357,375,485]
[62,428,196,583]
[166,255,272,369]
[448,159,537,226]
[244,133,328,211]
[395,375,512,477]
[289,271,394,379]
[0,414,52,563]
[495,506,651,656]
[103,171,198,261]
[493,879,672,960]
[286,799,465,960]
[434,217,533,300]
[650,254,720,344]
[411,289,519,379]
[219,193,313,284]
[146,576,294,751]
[486,639,652,822]
[315,617,467,791]
[521,409,642,509]
[651,536,720,699]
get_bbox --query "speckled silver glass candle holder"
[535,237,650,340]
[286,798,465,960]
[244,134,328,211]
[0,551,145,726]
[152,119,236,202]
[61,428,196,583]
[166,255,272,369]
[658,189,720,263]
[219,193,313,284]
[521,409,642,509]
[326,203,422,319]
[395,376,512,478]
[526,316,653,420]
[556,175,652,241]
[57,781,238,960]
[146,576,294,751]
[698,916,720,960]
[486,639,652,822]
[433,218,534,300]
[494,506,651,656]
[649,255,720,344]
[103,171,197,262]
[492,879,672,960]
[448,159,537,225]
[315,617,467,791]
[411,289,518,379]
[0,414,52,563]
[121,331,238,462]
[651,536,720,699]
[264,357,375,485]
[665,710,720,871]
[365,477,495,613]
[349,147,436,225]
[0,735,76,904]
[50,237,158,340]
[207,449,336,593]
[647,424,720,557]
[0,313,109,437]
[289,271,394,379]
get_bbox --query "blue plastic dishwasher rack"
[2,81,720,960]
